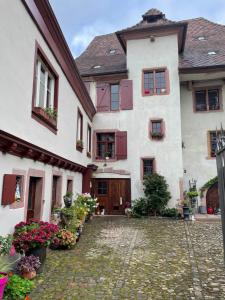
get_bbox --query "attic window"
[208,51,216,55]
[109,49,116,54]
[197,36,206,41]
[93,65,101,69]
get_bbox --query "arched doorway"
[206,182,219,213]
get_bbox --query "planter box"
[76,142,83,152]
[33,107,57,128]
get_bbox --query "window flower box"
[151,132,163,138]
[33,107,57,128]
[76,140,84,152]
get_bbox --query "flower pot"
[207,207,214,214]
[183,206,190,221]
[64,196,72,208]
[25,247,46,273]
[0,273,8,300]
[22,270,36,280]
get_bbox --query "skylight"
[197,36,206,41]
[208,51,216,55]
[93,65,101,69]
[109,49,116,54]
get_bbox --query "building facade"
[1,4,225,234]
[0,0,95,235]
[76,9,225,214]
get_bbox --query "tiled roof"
[76,11,225,76]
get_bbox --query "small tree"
[143,173,171,216]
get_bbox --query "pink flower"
[9,245,16,256]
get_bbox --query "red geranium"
[13,220,59,253]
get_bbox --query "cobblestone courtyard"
[31,217,225,300]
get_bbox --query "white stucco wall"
[0,152,82,236]
[181,79,225,192]
[91,35,183,206]
[0,0,91,167]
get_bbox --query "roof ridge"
[182,17,225,28]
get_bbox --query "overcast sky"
[49,0,225,58]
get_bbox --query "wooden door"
[51,176,58,211]
[92,179,131,215]
[206,182,219,210]
[27,177,37,221]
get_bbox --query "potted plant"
[182,200,190,221]
[16,255,41,280]
[0,256,10,300]
[50,229,76,250]
[63,192,73,208]
[76,140,83,151]
[13,220,59,272]
[4,273,34,300]
[151,131,163,138]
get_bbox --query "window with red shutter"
[1,174,17,206]
[96,83,110,112]
[120,80,133,110]
[116,131,127,160]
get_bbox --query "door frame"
[92,178,131,215]
[24,169,45,221]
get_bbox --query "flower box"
[33,107,57,128]
[151,132,163,138]
[76,140,83,152]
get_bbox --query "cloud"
[71,20,116,57]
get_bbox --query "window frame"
[208,131,218,159]
[149,119,165,140]
[76,108,83,152]
[141,157,156,180]
[87,124,92,157]
[193,86,222,113]
[142,67,169,96]
[32,41,59,134]
[97,181,108,195]
[95,131,116,160]
[110,83,120,111]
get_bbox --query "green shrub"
[143,173,171,216]
[161,208,179,218]
[0,235,12,256]
[4,274,34,300]
[131,198,148,217]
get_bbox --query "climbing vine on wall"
[200,176,218,197]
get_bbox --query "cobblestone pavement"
[31,217,225,300]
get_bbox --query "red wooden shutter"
[96,82,110,112]
[116,131,127,160]
[1,174,17,205]
[120,80,133,110]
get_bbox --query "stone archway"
[206,182,219,212]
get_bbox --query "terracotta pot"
[22,270,36,280]
[0,273,8,300]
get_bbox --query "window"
[76,109,83,151]
[97,181,108,195]
[97,133,115,159]
[209,131,217,157]
[87,124,92,156]
[66,180,73,193]
[195,88,221,111]
[110,84,120,110]
[143,69,168,95]
[32,43,58,132]
[142,159,155,178]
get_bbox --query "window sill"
[94,158,117,162]
[142,91,168,97]
[87,151,91,158]
[206,156,216,160]
[32,107,57,133]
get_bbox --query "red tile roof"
[76,11,225,76]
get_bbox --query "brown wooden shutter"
[116,131,127,160]
[1,174,17,205]
[120,80,133,110]
[96,82,110,112]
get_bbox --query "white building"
[1,4,224,233]
[76,9,225,214]
[0,0,96,235]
